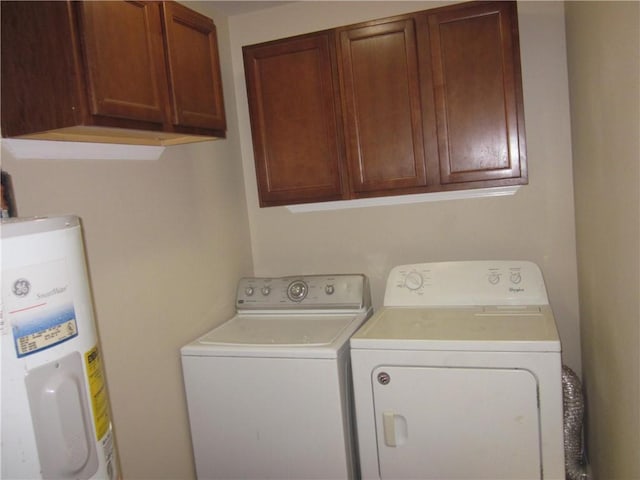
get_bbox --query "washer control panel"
[385,261,549,307]
[236,274,370,310]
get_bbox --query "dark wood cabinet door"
[427,1,526,185]
[162,1,226,132]
[243,32,347,206]
[78,1,169,125]
[338,17,428,195]
[1,1,84,137]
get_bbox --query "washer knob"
[488,272,501,285]
[510,272,522,284]
[325,284,335,295]
[287,280,308,301]
[244,286,255,296]
[261,286,271,296]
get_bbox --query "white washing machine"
[350,261,565,480]
[181,274,372,479]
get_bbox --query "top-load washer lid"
[350,305,560,352]
[181,273,373,358]
[200,314,354,346]
[182,312,369,358]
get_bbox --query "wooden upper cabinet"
[243,32,347,206]
[162,1,226,131]
[427,1,526,186]
[243,1,527,207]
[338,17,430,195]
[0,0,226,145]
[78,1,169,125]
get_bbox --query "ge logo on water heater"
[12,278,31,297]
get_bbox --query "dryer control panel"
[384,261,549,307]
[236,274,371,310]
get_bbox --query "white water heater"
[1,215,119,479]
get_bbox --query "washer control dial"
[287,280,308,302]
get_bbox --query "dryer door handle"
[382,411,408,447]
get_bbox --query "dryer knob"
[404,271,424,291]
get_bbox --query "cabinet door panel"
[244,33,346,206]
[1,1,84,137]
[79,1,168,124]
[429,2,526,185]
[339,18,427,194]
[162,2,226,131]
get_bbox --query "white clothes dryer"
[350,261,565,480]
[181,274,372,480]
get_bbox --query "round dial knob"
[325,284,335,295]
[488,272,501,285]
[287,280,308,301]
[404,271,424,291]
[261,286,271,296]
[244,286,255,296]
[510,272,522,284]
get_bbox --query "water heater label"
[85,344,113,441]
[3,259,79,358]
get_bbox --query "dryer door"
[372,366,541,479]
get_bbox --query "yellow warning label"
[85,345,112,441]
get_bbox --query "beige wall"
[229,1,582,373]
[0,6,253,479]
[565,2,640,478]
